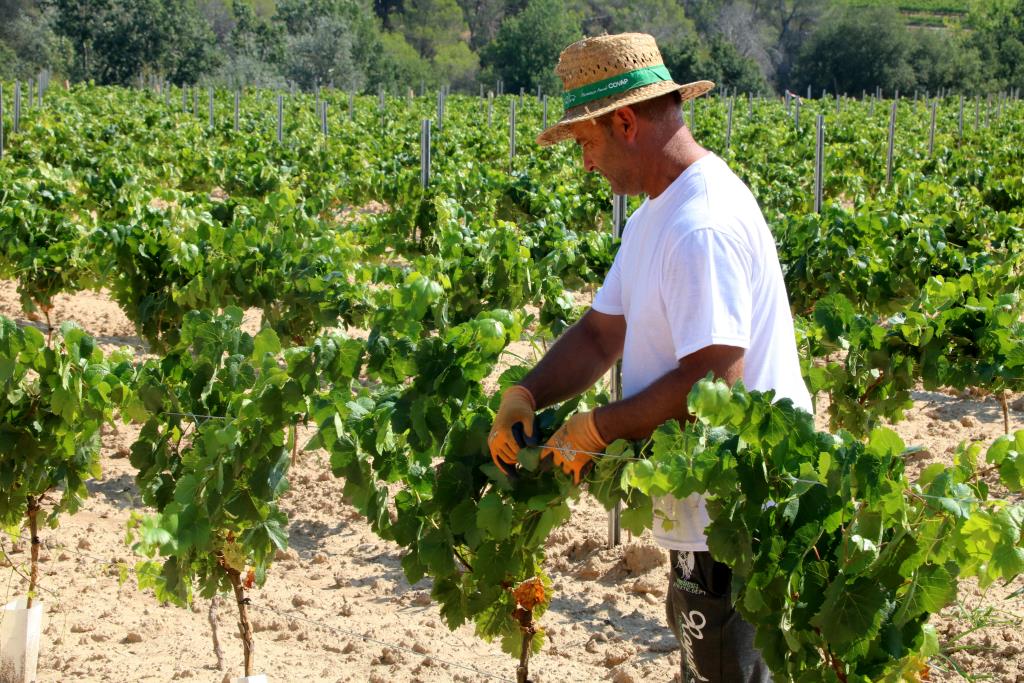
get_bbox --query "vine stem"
[814,628,847,683]
[453,546,474,572]
[222,560,255,677]
[972,464,1001,480]
[26,496,40,609]
[43,306,53,346]
[514,607,534,683]
[858,371,887,405]
[290,423,298,465]
[999,390,1010,435]
[828,646,848,683]
[208,595,225,671]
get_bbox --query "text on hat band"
[562,65,673,109]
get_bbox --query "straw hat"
[537,33,714,146]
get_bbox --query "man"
[487,33,812,682]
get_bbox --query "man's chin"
[606,176,639,196]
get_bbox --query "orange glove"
[540,411,607,485]
[488,385,536,474]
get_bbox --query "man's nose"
[582,150,596,173]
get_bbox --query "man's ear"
[612,106,640,143]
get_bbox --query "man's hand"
[540,411,607,485]
[488,385,536,474]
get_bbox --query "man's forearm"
[593,345,745,443]
[519,311,623,409]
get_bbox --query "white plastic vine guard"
[231,675,267,683]
[0,596,43,683]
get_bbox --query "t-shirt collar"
[647,152,716,207]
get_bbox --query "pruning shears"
[512,418,540,450]
[500,417,541,482]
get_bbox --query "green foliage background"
[0,0,1021,95]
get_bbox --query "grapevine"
[601,377,1024,681]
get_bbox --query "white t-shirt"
[591,153,812,551]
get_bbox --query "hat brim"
[536,79,715,147]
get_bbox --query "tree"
[679,0,728,36]
[398,0,467,59]
[909,29,984,94]
[749,0,823,90]
[434,40,479,90]
[0,0,62,79]
[366,30,432,92]
[163,1,221,84]
[481,0,581,94]
[372,0,404,29]
[197,0,236,43]
[50,0,114,81]
[792,6,916,95]
[81,0,166,84]
[228,0,282,64]
[271,0,392,92]
[715,1,772,81]
[967,0,1024,92]
[703,36,770,93]
[51,0,217,84]
[274,0,350,34]
[210,0,284,88]
[282,14,362,90]
[457,0,508,50]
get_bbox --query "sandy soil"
[0,280,1021,683]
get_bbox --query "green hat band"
[562,65,673,109]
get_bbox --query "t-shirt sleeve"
[592,252,624,315]
[662,227,753,359]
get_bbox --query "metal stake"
[509,99,516,166]
[957,94,964,141]
[420,119,431,188]
[725,97,734,151]
[814,115,825,213]
[886,102,897,186]
[928,100,937,157]
[607,192,628,548]
[277,95,283,143]
[13,81,20,134]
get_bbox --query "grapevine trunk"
[25,497,40,609]
[225,565,255,677]
[514,607,534,683]
[208,596,225,671]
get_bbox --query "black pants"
[666,551,772,683]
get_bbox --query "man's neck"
[642,124,709,199]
